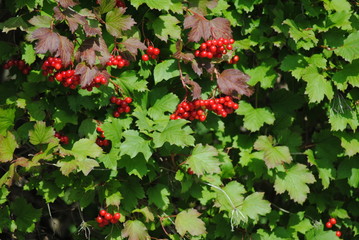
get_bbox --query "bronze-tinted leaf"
[209,17,232,40]
[75,63,98,87]
[184,13,211,42]
[57,0,78,8]
[122,37,147,56]
[97,37,111,66]
[32,28,59,54]
[75,37,110,67]
[57,35,74,67]
[184,11,232,42]
[83,23,102,37]
[54,7,87,33]
[184,75,202,100]
[217,69,254,98]
[173,52,195,63]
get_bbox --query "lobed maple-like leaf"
[57,0,78,8]
[54,7,87,33]
[58,35,74,67]
[75,63,98,87]
[175,209,207,236]
[75,37,110,66]
[217,69,254,98]
[184,11,232,42]
[121,220,150,240]
[83,23,102,37]
[122,37,147,57]
[183,75,202,99]
[106,8,136,38]
[32,28,60,55]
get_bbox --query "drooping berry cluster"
[3,59,31,75]
[95,126,110,147]
[52,70,81,89]
[96,209,121,228]
[106,55,130,69]
[41,57,63,76]
[325,218,342,238]
[170,96,239,121]
[54,132,69,144]
[194,38,235,59]
[142,46,160,61]
[110,96,133,118]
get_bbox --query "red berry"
[125,97,132,103]
[330,218,337,225]
[113,212,121,220]
[54,63,62,70]
[200,43,207,50]
[142,54,149,61]
[113,111,120,118]
[200,51,208,58]
[110,218,118,224]
[229,38,235,44]
[147,46,154,55]
[195,50,200,57]
[153,48,160,55]
[199,115,206,122]
[226,44,233,50]
[96,216,103,223]
[326,222,332,228]
[99,210,106,216]
[187,168,194,175]
[104,213,112,220]
[336,231,341,237]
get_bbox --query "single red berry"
[104,213,112,220]
[336,231,341,237]
[326,222,333,228]
[330,218,337,225]
[153,48,160,55]
[142,54,149,61]
[199,115,206,122]
[226,44,233,50]
[113,212,121,220]
[125,97,132,103]
[147,46,154,55]
[110,218,118,224]
[96,216,103,224]
[187,168,194,175]
[229,38,235,44]
[54,63,62,70]
[99,210,106,216]
[113,111,120,118]
[103,139,109,146]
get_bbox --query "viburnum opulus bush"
[0,0,358,239]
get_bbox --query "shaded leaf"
[184,75,202,99]
[147,184,170,210]
[75,63,98,87]
[217,69,254,98]
[10,198,41,233]
[54,7,86,33]
[0,17,29,33]
[175,209,207,236]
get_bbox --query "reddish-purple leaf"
[54,7,87,33]
[57,35,74,67]
[209,18,232,40]
[184,13,211,42]
[192,61,203,76]
[191,59,215,76]
[83,23,102,37]
[184,11,232,42]
[75,37,110,67]
[121,37,147,56]
[32,28,60,54]
[217,69,254,98]
[184,75,202,100]
[75,63,98,87]
[173,52,195,63]
[57,0,78,8]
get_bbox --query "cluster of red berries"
[3,59,31,75]
[142,46,160,61]
[106,55,130,69]
[194,38,235,59]
[41,57,63,76]
[51,70,81,89]
[170,96,239,121]
[110,96,133,118]
[325,218,342,238]
[96,209,121,228]
[95,126,110,147]
[54,132,69,144]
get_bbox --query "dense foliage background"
[0,0,358,239]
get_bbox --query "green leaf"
[0,16,29,33]
[116,71,148,93]
[246,64,277,89]
[186,144,221,175]
[239,192,271,222]
[148,93,179,120]
[22,43,36,65]
[28,15,52,28]
[69,139,102,161]
[333,60,359,89]
[302,66,334,103]
[215,181,246,212]
[0,132,18,162]
[236,101,275,132]
[335,31,359,62]
[99,147,120,170]
[336,132,359,157]
[305,225,338,240]
[280,54,307,80]
[10,198,41,233]
[153,119,195,148]
[0,108,15,136]
[283,19,318,50]
[101,119,125,146]
[132,207,154,222]
[78,118,97,138]
[53,110,78,131]
[337,158,359,188]
[118,154,148,178]
[175,208,207,236]
[152,14,181,42]
[77,158,99,176]
[274,164,316,204]
[121,220,150,240]
[147,184,170,210]
[29,121,55,145]
[120,130,152,160]
[153,59,180,84]
[57,159,78,176]
[105,8,136,38]
[27,101,45,121]
[254,136,293,169]
[328,109,359,131]
[119,178,145,211]
[99,0,116,14]
[130,0,172,10]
